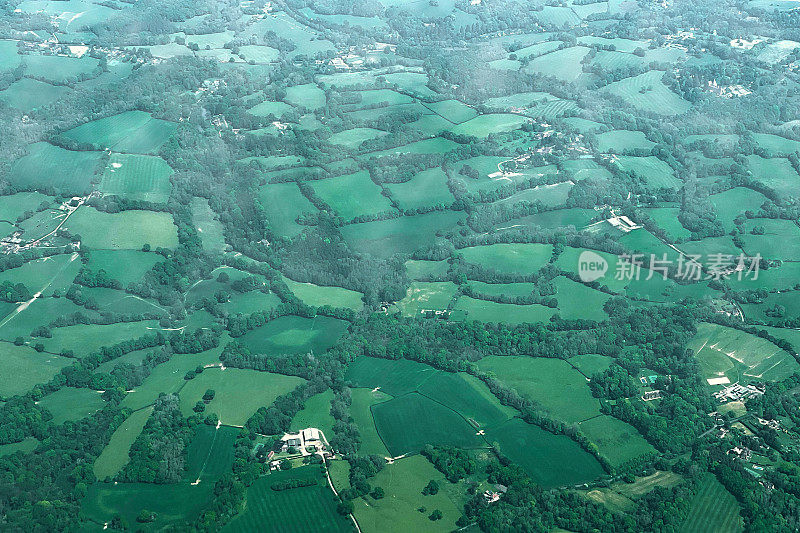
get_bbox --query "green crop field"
[191,197,226,253]
[61,111,177,154]
[346,356,439,397]
[85,250,163,286]
[477,356,600,423]
[372,392,483,456]
[554,276,610,321]
[350,388,392,456]
[450,114,527,137]
[239,315,349,356]
[602,70,692,115]
[38,387,106,424]
[0,343,71,397]
[224,467,351,533]
[329,127,388,148]
[63,207,178,249]
[184,424,238,482]
[425,99,477,123]
[310,170,393,220]
[524,46,590,81]
[396,281,458,315]
[688,322,799,383]
[405,259,449,279]
[417,372,515,428]
[752,132,800,156]
[596,130,655,153]
[486,418,605,488]
[93,406,154,480]
[746,155,800,198]
[23,54,98,83]
[283,276,364,310]
[0,191,52,222]
[284,83,326,109]
[679,473,743,533]
[179,367,305,426]
[290,389,335,437]
[613,155,681,189]
[708,187,770,232]
[8,142,103,194]
[99,153,173,203]
[468,281,537,298]
[247,100,292,117]
[496,181,573,207]
[0,253,81,295]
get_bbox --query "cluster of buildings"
[484,484,507,504]
[266,427,331,470]
[713,382,765,404]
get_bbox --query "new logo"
[578,250,608,282]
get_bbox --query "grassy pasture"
[425,99,477,123]
[741,292,800,325]
[450,114,527,137]
[486,418,605,488]
[179,368,304,426]
[361,137,460,159]
[602,70,691,115]
[496,182,573,207]
[353,455,465,533]
[0,298,89,342]
[282,277,364,310]
[310,170,393,220]
[746,155,800,198]
[708,187,770,232]
[290,389,335,437]
[64,207,178,249]
[0,40,21,70]
[85,250,162,285]
[9,142,102,194]
[238,45,279,63]
[247,100,292,117]
[0,191,51,222]
[350,388,392,456]
[372,392,483,456]
[224,467,351,533]
[224,290,281,315]
[100,153,172,203]
[0,343,71,397]
[38,387,105,424]
[679,473,743,533]
[642,206,691,240]
[578,415,655,467]
[238,315,349,356]
[93,406,153,480]
[613,155,681,188]
[340,210,465,258]
[729,261,800,291]
[121,348,224,411]
[740,218,800,260]
[23,54,98,83]
[458,243,553,274]
[524,46,589,81]
[498,208,596,231]
[555,247,631,292]
[0,253,80,295]
[329,127,388,148]
[562,159,613,181]
[568,354,613,376]
[477,356,600,423]
[0,77,70,110]
[386,168,453,210]
[0,438,38,457]
[453,297,557,324]
[405,259,449,279]
[688,322,799,383]
[397,281,458,315]
[83,481,213,530]
[184,424,238,482]
[285,83,325,109]
[42,321,161,356]
[79,288,166,316]
[752,132,800,156]
[191,197,226,253]
[258,182,317,237]
[596,130,655,153]
[417,372,516,428]
[554,277,610,321]
[61,111,177,154]
[468,281,537,298]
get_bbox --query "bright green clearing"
[554,277,610,321]
[99,153,173,203]
[349,388,391,456]
[397,281,458,315]
[290,389,335,438]
[602,70,692,116]
[458,242,553,274]
[453,297,557,324]
[38,387,106,425]
[191,197,226,253]
[258,182,317,237]
[8,142,103,194]
[61,111,177,154]
[386,168,454,210]
[311,170,393,220]
[0,77,70,110]
[238,315,349,356]
[283,277,364,310]
[64,207,178,249]
[93,406,154,480]
[0,344,71,397]
[578,415,655,467]
[679,473,743,533]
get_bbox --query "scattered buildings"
[713,382,765,403]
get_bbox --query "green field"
[258,182,317,237]
[8,142,103,194]
[578,415,655,467]
[688,322,799,383]
[350,388,392,456]
[417,372,516,428]
[372,392,483,456]
[554,276,610,321]
[458,243,553,274]
[23,54,98,82]
[184,424,238,482]
[38,387,106,424]
[0,191,52,222]
[93,406,154,480]
[568,354,614,376]
[191,197,226,253]
[346,356,439,397]
[386,168,454,210]
[746,155,800,198]
[179,367,305,426]
[99,153,173,203]
[405,259,449,279]
[602,70,692,115]
[238,315,349,356]
[224,467,351,533]
[453,297,557,324]
[486,418,605,488]
[597,130,655,153]
[311,170,393,220]
[397,281,458,315]
[477,356,600,423]
[329,127,388,148]
[340,210,465,258]
[64,207,178,249]
[0,253,81,295]
[0,343,71,397]
[614,155,681,189]
[285,83,326,109]
[450,114,527,137]
[0,77,70,111]
[61,111,177,154]
[708,187,769,232]
[290,389,335,437]
[353,455,466,533]
[679,473,743,533]
[238,44,279,63]
[496,182,573,207]
[525,46,590,81]
[283,277,364,310]
[85,250,163,286]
